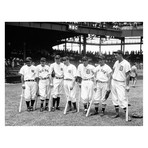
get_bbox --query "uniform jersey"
[112,59,131,82]
[49,62,64,78]
[36,64,50,78]
[130,65,137,77]
[63,64,77,80]
[95,64,112,82]
[77,64,95,79]
[19,65,37,80]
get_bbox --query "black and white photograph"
[1,1,147,148]
[5,22,143,126]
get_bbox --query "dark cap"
[62,56,69,61]
[82,56,89,61]
[54,55,61,59]
[25,57,32,62]
[40,57,46,62]
[113,50,123,55]
[98,55,105,60]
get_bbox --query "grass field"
[5,71,143,126]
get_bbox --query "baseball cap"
[62,56,69,61]
[25,57,32,62]
[40,57,46,62]
[113,50,123,55]
[55,55,61,59]
[82,56,89,61]
[98,55,105,60]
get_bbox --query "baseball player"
[111,50,131,120]
[36,57,51,112]
[77,56,95,114]
[92,55,112,116]
[19,57,38,112]
[130,62,138,87]
[49,55,64,111]
[63,56,77,113]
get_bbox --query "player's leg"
[71,83,77,113]
[30,82,37,111]
[111,80,120,118]
[100,83,108,116]
[24,82,31,112]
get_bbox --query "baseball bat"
[126,94,129,121]
[86,99,93,117]
[34,95,38,110]
[19,89,24,112]
[64,87,70,114]
[77,84,81,112]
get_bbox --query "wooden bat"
[77,83,81,112]
[126,94,129,121]
[86,99,93,117]
[19,89,24,113]
[64,87,70,114]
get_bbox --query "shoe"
[111,114,120,118]
[56,106,60,110]
[72,109,77,113]
[27,107,31,112]
[83,109,87,114]
[128,104,131,106]
[51,107,55,112]
[100,111,105,116]
[40,107,44,112]
[45,106,49,111]
[67,108,72,112]
[91,111,99,116]
[30,106,33,111]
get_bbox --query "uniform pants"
[39,80,51,100]
[81,80,94,104]
[51,78,64,98]
[64,80,77,102]
[111,79,127,108]
[93,82,108,105]
[24,81,37,101]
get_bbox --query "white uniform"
[19,65,37,101]
[36,64,51,100]
[111,59,131,108]
[94,64,112,104]
[63,64,77,102]
[77,64,95,103]
[49,62,64,98]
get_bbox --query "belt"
[39,77,49,80]
[96,80,108,83]
[113,79,125,83]
[82,78,92,81]
[55,77,63,79]
[64,79,73,81]
[25,79,35,82]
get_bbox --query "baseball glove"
[51,69,55,78]
[105,90,111,100]
[75,76,82,83]
[131,113,143,118]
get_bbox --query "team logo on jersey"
[86,69,90,74]
[31,70,34,73]
[119,66,123,71]
[68,70,71,73]
[101,69,106,74]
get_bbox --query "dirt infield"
[5,77,143,126]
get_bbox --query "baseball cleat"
[111,114,120,118]
[100,111,105,116]
[40,107,44,112]
[56,106,60,110]
[72,109,77,113]
[51,107,55,112]
[45,107,49,111]
[30,106,33,111]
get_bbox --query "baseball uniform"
[111,59,131,108]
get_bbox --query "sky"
[53,37,142,54]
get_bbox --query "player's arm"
[107,72,112,91]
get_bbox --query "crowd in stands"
[62,22,143,30]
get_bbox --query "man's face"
[55,58,60,63]
[83,60,88,67]
[63,59,69,65]
[26,61,32,66]
[98,59,104,65]
[40,61,46,66]
[114,53,120,60]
